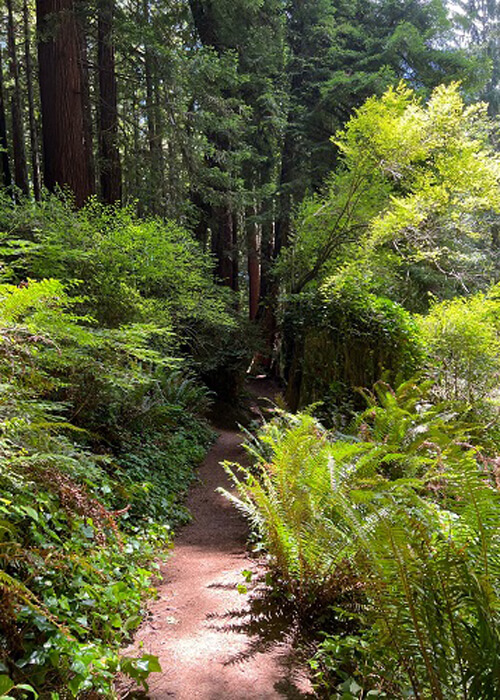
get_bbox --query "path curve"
[119,393,314,699]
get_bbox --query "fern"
[222,384,500,698]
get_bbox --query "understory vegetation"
[224,380,500,698]
[0,199,240,696]
[221,83,500,699]
[225,315,500,698]
[1,0,500,693]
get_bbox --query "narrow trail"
[120,380,315,699]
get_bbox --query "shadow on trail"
[205,580,316,699]
[118,376,315,700]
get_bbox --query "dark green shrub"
[282,281,423,411]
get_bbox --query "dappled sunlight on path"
[118,381,315,699]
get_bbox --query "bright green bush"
[0,194,245,387]
[279,83,500,307]
[223,382,500,698]
[419,289,500,404]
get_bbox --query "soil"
[117,378,315,699]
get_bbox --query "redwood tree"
[7,0,29,196]
[36,0,95,206]
[0,49,12,191]
[98,0,121,203]
[23,0,41,200]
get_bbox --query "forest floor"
[117,377,315,699]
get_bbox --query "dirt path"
[119,383,314,699]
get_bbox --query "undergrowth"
[222,381,500,699]
[0,197,227,697]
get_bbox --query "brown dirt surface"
[117,378,315,700]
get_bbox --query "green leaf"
[241,569,253,582]
[67,676,83,696]
[21,506,39,522]
[15,685,38,698]
[141,655,162,673]
[0,677,14,695]
[110,614,123,629]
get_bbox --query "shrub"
[282,279,423,411]
[419,288,500,404]
[0,195,244,381]
[222,382,500,698]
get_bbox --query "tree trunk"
[98,0,121,204]
[213,204,238,289]
[37,0,95,207]
[7,0,29,196]
[259,203,275,303]
[78,10,96,194]
[247,206,261,320]
[23,0,41,200]
[274,129,294,257]
[187,0,220,49]
[143,0,163,212]
[257,203,280,373]
[232,211,239,294]
[0,49,12,191]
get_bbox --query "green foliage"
[419,286,500,403]
[451,0,500,116]
[279,0,482,208]
[0,195,234,332]
[282,279,422,411]
[283,82,500,307]
[222,381,500,698]
[0,277,213,694]
[0,193,251,393]
[120,420,214,526]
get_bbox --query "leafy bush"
[222,382,500,698]
[0,194,248,388]
[0,280,213,695]
[419,287,500,404]
[282,280,423,411]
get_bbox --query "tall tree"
[0,48,12,191]
[77,6,96,194]
[6,0,29,196]
[23,0,41,200]
[188,0,285,300]
[187,0,245,291]
[36,0,95,206]
[98,0,121,203]
[143,0,164,212]
[452,0,500,114]
[275,0,480,248]
[247,203,261,321]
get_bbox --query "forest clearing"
[1,0,500,698]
